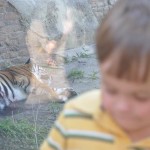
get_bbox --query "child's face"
[101,59,150,133]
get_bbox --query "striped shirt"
[40,90,150,150]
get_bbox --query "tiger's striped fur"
[0,61,77,111]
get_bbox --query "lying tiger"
[0,60,77,111]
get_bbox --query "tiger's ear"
[25,58,30,64]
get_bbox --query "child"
[40,0,150,149]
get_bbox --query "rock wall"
[0,0,117,68]
[0,0,29,69]
[91,0,117,22]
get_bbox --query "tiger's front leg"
[29,76,60,101]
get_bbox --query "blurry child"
[40,0,150,149]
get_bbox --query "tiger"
[0,60,77,111]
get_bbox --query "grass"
[75,51,90,58]
[88,71,99,80]
[67,69,84,79]
[48,101,64,114]
[0,101,64,150]
[0,119,33,137]
[64,51,90,64]
[0,118,48,150]
[64,56,70,64]
[67,70,99,80]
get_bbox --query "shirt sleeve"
[40,111,67,150]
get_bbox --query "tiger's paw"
[54,87,77,103]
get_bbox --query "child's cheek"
[101,92,113,110]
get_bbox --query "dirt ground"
[0,45,101,150]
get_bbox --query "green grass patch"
[0,118,48,150]
[67,70,84,79]
[76,52,90,58]
[64,51,91,64]
[48,101,64,114]
[0,119,33,137]
[64,56,70,64]
[88,71,99,80]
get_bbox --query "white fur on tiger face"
[0,92,9,110]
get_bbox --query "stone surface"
[0,0,117,74]
[0,0,29,69]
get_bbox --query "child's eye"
[134,95,149,102]
[105,87,118,95]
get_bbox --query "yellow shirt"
[40,90,150,150]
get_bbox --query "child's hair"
[96,0,150,82]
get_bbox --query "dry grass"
[0,101,64,150]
